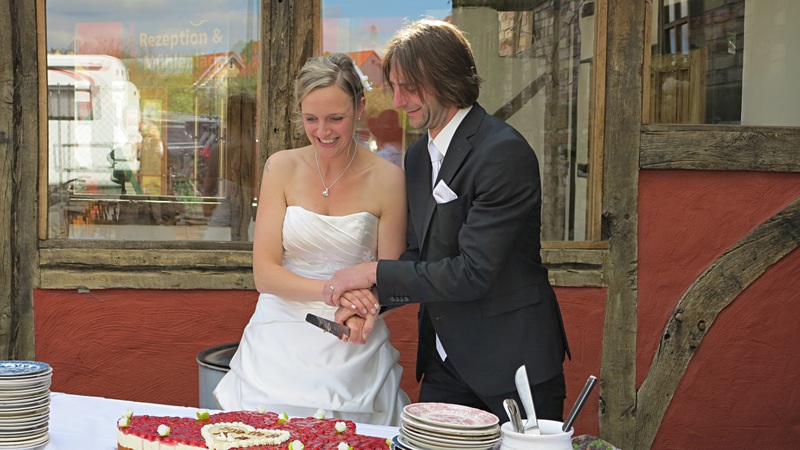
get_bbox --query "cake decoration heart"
[200,422,291,449]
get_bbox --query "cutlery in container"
[562,375,597,432]
[514,364,541,435]
[502,398,525,433]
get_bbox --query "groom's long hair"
[383,19,483,109]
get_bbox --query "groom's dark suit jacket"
[376,103,570,397]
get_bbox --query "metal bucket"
[196,342,238,409]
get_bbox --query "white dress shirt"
[427,105,472,360]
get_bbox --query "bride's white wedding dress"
[214,206,409,426]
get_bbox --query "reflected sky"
[46,0,450,57]
[323,1,450,55]
[47,0,258,55]
[323,0,450,19]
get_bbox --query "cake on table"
[117,408,390,450]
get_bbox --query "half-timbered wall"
[1,1,798,449]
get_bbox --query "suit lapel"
[406,137,431,248]
[417,105,485,251]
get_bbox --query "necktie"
[428,141,443,188]
[428,141,448,360]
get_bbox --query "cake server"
[514,364,541,435]
[305,313,350,339]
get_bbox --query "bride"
[213,53,410,426]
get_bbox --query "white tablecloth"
[43,392,398,449]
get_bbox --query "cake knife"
[305,313,351,339]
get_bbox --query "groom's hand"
[323,262,379,315]
[335,305,376,344]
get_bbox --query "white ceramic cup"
[499,419,574,450]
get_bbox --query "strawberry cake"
[117,409,390,450]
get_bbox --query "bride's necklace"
[314,141,357,197]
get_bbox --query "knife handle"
[562,375,597,432]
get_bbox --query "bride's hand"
[334,288,379,316]
[340,309,377,345]
[323,263,378,312]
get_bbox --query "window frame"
[35,0,609,290]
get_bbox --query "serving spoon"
[502,398,525,433]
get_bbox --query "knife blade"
[305,313,350,339]
[514,365,541,435]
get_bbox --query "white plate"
[402,414,500,438]
[0,400,49,414]
[0,392,50,406]
[0,431,49,449]
[0,362,51,378]
[397,433,496,450]
[0,404,49,418]
[0,415,49,430]
[392,435,424,450]
[0,424,48,437]
[0,386,50,399]
[0,376,52,390]
[403,403,499,429]
[400,426,500,448]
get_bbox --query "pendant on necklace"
[322,189,329,197]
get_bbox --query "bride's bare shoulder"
[369,153,405,185]
[263,146,309,173]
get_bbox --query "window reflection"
[322,1,452,167]
[323,1,599,240]
[650,0,800,126]
[45,0,259,241]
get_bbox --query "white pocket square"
[433,180,458,204]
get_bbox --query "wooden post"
[259,0,319,173]
[0,0,39,359]
[598,0,645,447]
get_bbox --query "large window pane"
[46,1,260,241]
[649,0,800,126]
[323,0,599,241]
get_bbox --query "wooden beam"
[38,248,254,290]
[636,198,800,449]
[598,0,645,447]
[259,0,317,174]
[38,248,253,268]
[0,0,14,358]
[454,0,550,11]
[587,0,608,241]
[39,270,255,291]
[37,247,607,289]
[492,73,547,121]
[642,125,800,172]
[0,0,39,360]
[226,94,257,241]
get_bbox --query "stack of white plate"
[0,361,52,450]
[393,402,502,450]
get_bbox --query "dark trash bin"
[197,342,238,409]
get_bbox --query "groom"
[324,19,570,421]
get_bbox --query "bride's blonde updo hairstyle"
[294,53,366,127]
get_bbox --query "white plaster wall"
[453,7,548,168]
[454,6,595,240]
[742,0,800,125]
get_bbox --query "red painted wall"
[36,171,798,446]
[33,283,605,435]
[34,289,257,406]
[558,287,606,437]
[638,170,800,449]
